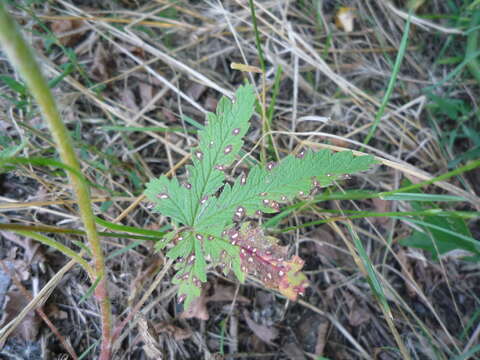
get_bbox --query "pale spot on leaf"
[224,145,233,155]
[296,150,305,158]
[194,150,203,160]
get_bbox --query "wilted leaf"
[180,286,209,321]
[335,7,356,33]
[345,292,370,327]
[243,309,278,345]
[227,223,309,301]
[282,342,306,360]
[371,198,391,226]
[154,322,192,341]
[138,314,163,360]
[187,82,207,101]
[207,283,250,304]
[314,320,329,356]
[0,290,40,342]
[180,283,250,320]
[50,19,85,46]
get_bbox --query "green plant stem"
[279,209,478,232]
[248,0,265,72]
[362,13,411,149]
[16,231,95,276]
[379,158,480,199]
[0,4,112,359]
[0,223,160,243]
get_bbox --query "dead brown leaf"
[314,320,329,356]
[207,284,250,304]
[344,292,370,327]
[91,43,114,81]
[282,342,306,360]
[371,198,391,227]
[330,137,350,148]
[138,314,163,359]
[154,322,192,341]
[181,283,250,321]
[50,19,85,46]
[0,290,40,342]
[242,309,278,345]
[204,95,218,112]
[397,248,418,297]
[139,82,154,110]
[180,287,210,321]
[187,83,207,101]
[128,254,163,306]
[335,7,356,33]
[120,87,139,114]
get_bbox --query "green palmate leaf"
[186,84,256,226]
[196,149,376,229]
[144,84,376,310]
[144,176,192,225]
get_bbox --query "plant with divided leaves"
[145,85,376,309]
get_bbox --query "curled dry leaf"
[0,290,40,343]
[91,43,111,81]
[180,286,209,321]
[187,82,207,101]
[335,7,356,33]
[50,19,85,46]
[344,292,370,327]
[181,283,250,320]
[154,322,192,341]
[314,320,329,356]
[397,248,418,298]
[282,342,306,360]
[227,222,309,301]
[371,198,391,227]
[120,87,140,114]
[243,309,278,345]
[138,314,163,360]
[138,314,192,358]
[207,284,250,304]
[204,95,218,112]
[139,82,154,110]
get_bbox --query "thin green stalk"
[15,231,94,276]
[379,159,480,199]
[248,0,265,72]
[0,223,163,242]
[0,4,112,358]
[349,225,411,360]
[267,65,283,123]
[278,209,478,232]
[362,13,412,149]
